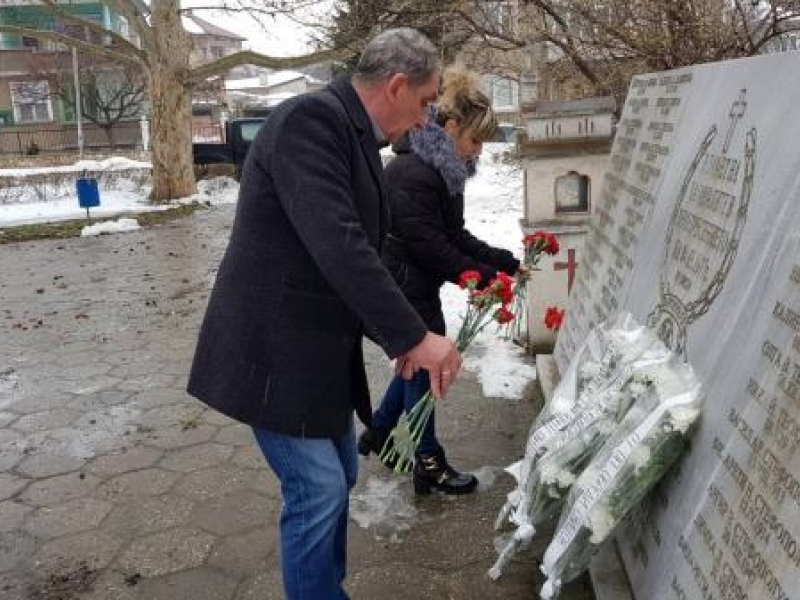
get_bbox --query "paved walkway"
[0,205,593,599]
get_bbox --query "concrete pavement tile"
[213,423,254,447]
[12,408,82,433]
[93,568,239,600]
[172,466,268,503]
[0,500,31,533]
[103,495,194,538]
[0,428,22,446]
[58,361,114,381]
[96,468,179,500]
[0,472,30,502]
[0,412,19,428]
[0,447,25,472]
[233,569,284,600]
[109,360,169,378]
[146,424,217,450]
[87,446,164,477]
[160,442,233,473]
[23,497,113,539]
[129,387,184,409]
[0,571,28,599]
[189,489,273,536]
[0,530,37,573]
[230,446,266,470]
[201,409,237,427]
[346,564,453,599]
[18,471,98,507]
[34,529,123,571]
[16,452,86,478]
[206,526,277,574]
[117,373,177,392]
[115,528,215,577]
[240,468,279,498]
[65,375,124,397]
[136,403,198,429]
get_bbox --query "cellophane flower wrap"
[501,231,560,344]
[380,270,517,473]
[490,314,670,579]
[538,356,702,599]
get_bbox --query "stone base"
[535,354,635,600]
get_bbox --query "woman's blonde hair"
[435,65,498,142]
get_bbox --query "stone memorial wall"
[553,51,800,599]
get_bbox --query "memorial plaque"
[553,51,800,598]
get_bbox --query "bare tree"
[23,51,146,148]
[323,0,800,106]
[0,0,348,201]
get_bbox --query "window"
[484,1,515,35]
[485,76,518,111]
[10,81,53,123]
[554,171,591,213]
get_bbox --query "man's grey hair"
[353,28,440,87]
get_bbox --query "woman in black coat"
[358,67,521,494]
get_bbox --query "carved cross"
[554,248,579,292]
[723,89,747,155]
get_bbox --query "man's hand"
[403,332,462,398]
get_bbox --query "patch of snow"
[81,217,141,237]
[350,476,418,542]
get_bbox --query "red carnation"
[523,231,560,256]
[489,273,515,305]
[458,270,482,290]
[494,306,515,324]
[544,306,565,330]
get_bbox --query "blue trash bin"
[76,176,100,222]
[76,177,100,209]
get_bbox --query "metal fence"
[0,121,143,155]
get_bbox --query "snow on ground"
[442,143,537,400]
[0,156,239,228]
[81,217,141,237]
[0,156,151,177]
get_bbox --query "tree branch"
[101,0,153,49]
[185,47,351,86]
[37,0,147,62]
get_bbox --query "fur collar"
[409,120,475,195]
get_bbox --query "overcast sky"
[183,1,325,57]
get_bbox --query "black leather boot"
[413,450,478,495]
[357,427,397,469]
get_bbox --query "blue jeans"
[372,370,440,457]
[253,423,358,600]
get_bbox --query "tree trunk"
[147,0,194,203]
[103,125,116,149]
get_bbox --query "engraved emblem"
[647,90,756,357]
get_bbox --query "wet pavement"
[0,205,594,599]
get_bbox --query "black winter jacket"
[187,78,427,437]
[382,124,519,334]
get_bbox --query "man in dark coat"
[187,28,460,600]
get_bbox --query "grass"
[0,203,206,245]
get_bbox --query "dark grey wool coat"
[187,78,428,437]
[381,122,520,335]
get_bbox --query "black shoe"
[413,450,478,495]
[357,427,397,469]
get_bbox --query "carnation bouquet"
[538,358,702,599]
[379,270,516,473]
[490,314,671,579]
[502,231,560,345]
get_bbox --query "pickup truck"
[192,117,267,179]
